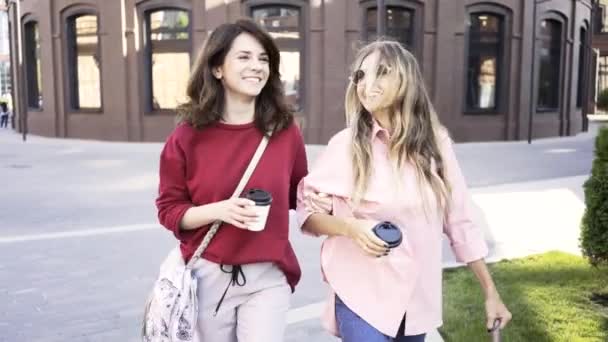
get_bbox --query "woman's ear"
[213,68,223,80]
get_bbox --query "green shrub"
[597,88,608,111]
[580,127,608,266]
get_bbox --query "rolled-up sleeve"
[295,142,336,237]
[440,134,488,263]
[295,177,323,236]
[295,131,352,237]
[155,133,194,241]
[289,126,308,210]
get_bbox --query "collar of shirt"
[371,119,390,144]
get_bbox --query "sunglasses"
[350,65,392,85]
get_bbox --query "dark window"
[598,56,608,99]
[66,14,101,110]
[252,6,303,112]
[145,9,190,111]
[366,6,414,49]
[577,27,587,108]
[600,5,608,33]
[465,13,503,112]
[537,19,562,112]
[24,21,42,109]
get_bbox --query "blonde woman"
[297,41,512,341]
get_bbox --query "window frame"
[0,11,10,55]
[21,15,43,111]
[576,22,589,109]
[359,0,424,58]
[0,62,11,95]
[62,6,104,113]
[599,4,608,34]
[462,3,511,115]
[536,13,566,114]
[136,0,194,116]
[245,0,308,116]
[365,6,415,49]
[141,5,193,114]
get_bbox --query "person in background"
[0,102,9,128]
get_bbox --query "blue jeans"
[335,296,426,342]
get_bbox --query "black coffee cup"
[372,221,403,248]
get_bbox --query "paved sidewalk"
[0,128,594,342]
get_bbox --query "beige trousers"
[192,259,291,342]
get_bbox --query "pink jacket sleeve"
[440,133,489,263]
[295,135,343,236]
[289,126,309,210]
[295,178,326,236]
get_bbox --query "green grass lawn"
[439,252,608,342]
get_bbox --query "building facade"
[0,2,10,104]
[6,0,596,143]
[593,0,608,107]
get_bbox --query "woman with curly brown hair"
[155,19,309,342]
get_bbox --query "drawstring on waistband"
[213,264,246,316]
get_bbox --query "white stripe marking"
[0,223,159,244]
[286,302,325,325]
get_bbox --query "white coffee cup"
[243,189,272,231]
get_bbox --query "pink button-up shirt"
[296,122,488,337]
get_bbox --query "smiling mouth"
[243,77,263,83]
[365,93,382,100]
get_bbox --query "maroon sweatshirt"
[156,121,307,291]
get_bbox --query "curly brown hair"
[176,19,293,135]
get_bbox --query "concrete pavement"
[0,127,595,341]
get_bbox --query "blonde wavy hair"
[345,40,451,216]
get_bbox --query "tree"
[581,127,608,266]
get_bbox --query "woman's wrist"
[483,284,499,300]
[181,202,220,230]
[202,201,224,224]
[341,218,356,238]
[467,259,499,299]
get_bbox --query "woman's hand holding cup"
[214,198,259,229]
[345,218,390,257]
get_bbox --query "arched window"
[577,25,588,108]
[537,18,563,112]
[23,20,42,109]
[143,8,191,111]
[361,0,422,54]
[66,13,102,110]
[366,6,414,49]
[465,12,505,112]
[599,4,608,33]
[251,5,304,112]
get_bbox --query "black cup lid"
[372,221,403,248]
[244,189,272,205]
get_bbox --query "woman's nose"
[249,58,264,71]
